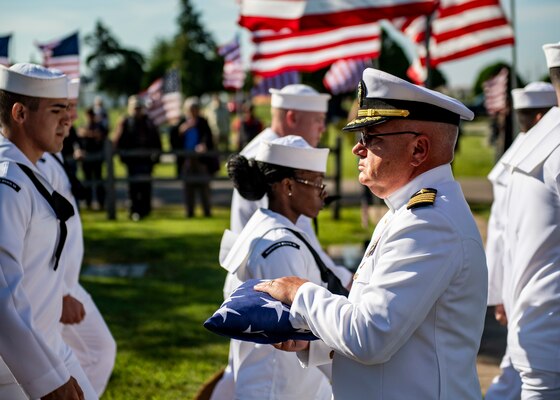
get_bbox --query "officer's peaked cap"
[344,68,474,131]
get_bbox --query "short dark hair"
[0,90,40,129]
[549,67,560,89]
[516,107,551,132]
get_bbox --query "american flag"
[250,70,300,97]
[483,67,509,115]
[36,32,80,79]
[218,35,246,90]
[140,69,183,126]
[323,58,373,95]
[0,34,11,67]
[204,279,319,344]
[394,0,514,84]
[250,23,381,78]
[239,0,437,32]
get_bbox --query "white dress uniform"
[484,134,526,400]
[0,137,97,399]
[501,107,560,395]
[37,153,116,396]
[289,165,488,400]
[219,208,333,400]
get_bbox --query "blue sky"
[2,0,559,89]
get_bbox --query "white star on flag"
[261,297,290,321]
[213,306,240,323]
[243,325,266,335]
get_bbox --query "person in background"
[0,63,97,399]
[232,101,263,151]
[206,93,231,152]
[218,135,335,399]
[38,77,117,397]
[92,95,109,134]
[484,81,557,400]
[497,42,560,400]
[256,68,487,400]
[113,95,161,221]
[78,107,108,210]
[176,97,217,218]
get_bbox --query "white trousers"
[61,284,116,397]
[0,351,98,400]
[485,352,522,400]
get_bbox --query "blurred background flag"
[483,67,509,115]
[218,35,246,90]
[250,22,381,77]
[141,69,183,126]
[250,70,300,97]
[394,0,515,84]
[0,34,11,67]
[239,0,437,32]
[323,58,374,95]
[36,31,80,79]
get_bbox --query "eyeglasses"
[359,131,419,148]
[293,178,326,192]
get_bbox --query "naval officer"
[256,68,488,400]
[0,63,97,399]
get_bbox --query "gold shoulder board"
[407,188,437,210]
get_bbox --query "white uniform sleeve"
[245,234,315,281]
[290,210,465,365]
[0,183,69,398]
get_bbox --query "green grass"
[81,206,370,399]
[83,204,490,399]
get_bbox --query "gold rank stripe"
[357,109,410,118]
[407,188,437,210]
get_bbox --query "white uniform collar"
[240,128,279,158]
[506,107,560,173]
[220,208,304,274]
[384,164,454,212]
[0,135,43,175]
[487,133,527,183]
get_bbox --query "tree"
[85,21,145,98]
[144,0,223,97]
[472,61,525,96]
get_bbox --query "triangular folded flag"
[204,279,319,344]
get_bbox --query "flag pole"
[510,0,517,90]
[424,11,435,89]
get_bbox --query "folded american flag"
[204,279,319,344]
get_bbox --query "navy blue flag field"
[204,279,319,344]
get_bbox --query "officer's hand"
[41,376,84,400]
[494,304,508,326]
[60,295,86,324]
[272,340,310,353]
[254,276,308,305]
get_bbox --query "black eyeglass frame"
[359,131,420,148]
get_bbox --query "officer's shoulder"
[406,188,438,210]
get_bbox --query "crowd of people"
[0,39,558,400]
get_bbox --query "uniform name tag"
[0,177,21,192]
[262,241,300,258]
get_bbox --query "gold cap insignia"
[357,80,365,108]
[407,188,437,210]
